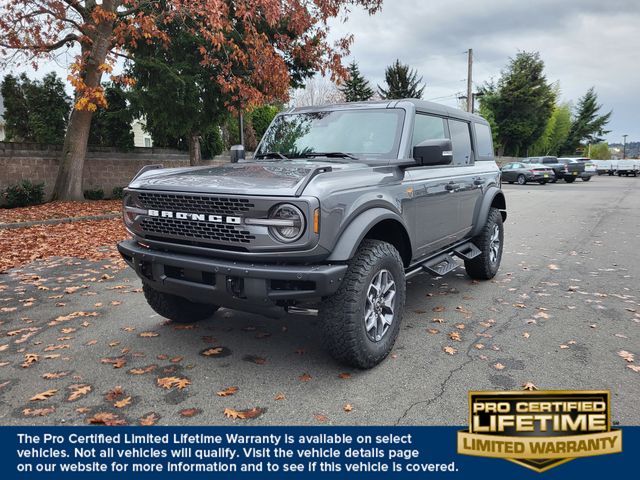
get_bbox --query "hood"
[128,160,367,196]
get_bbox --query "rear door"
[448,118,482,237]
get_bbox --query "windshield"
[256,109,405,161]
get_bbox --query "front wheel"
[465,208,504,280]
[582,176,591,182]
[143,284,219,323]
[517,175,526,185]
[565,177,576,183]
[538,180,547,185]
[319,240,406,369]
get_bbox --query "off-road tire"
[319,240,406,369]
[143,284,219,323]
[465,207,504,280]
[564,177,576,183]
[517,174,526,185]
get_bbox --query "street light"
[623,134,628,159]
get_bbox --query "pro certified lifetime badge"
[457,390,622,472]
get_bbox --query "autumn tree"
[340,61,374,101]
[378,59,425,99]
[0,0,382,200]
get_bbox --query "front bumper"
[118,240,348,310]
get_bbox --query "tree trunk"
[53,108,94,200]
[189,134,202,166]
[52,5,117,200]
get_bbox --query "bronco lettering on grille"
[147,210,242,224]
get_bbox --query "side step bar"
[452,242,481,260]
[407,241,482,279]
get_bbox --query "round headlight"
[268,204,305,243]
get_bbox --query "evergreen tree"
[340,61,374,102]
[478,52,555,156]
[1,74,31,141]
[378,60,425,99]
[89,84,134,149]
[561,88,611,155]
[1,73,70,143]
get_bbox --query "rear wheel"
[143,284,219,323]
[538,180,547,185]
[319,240,406,369]
[565,177,576,183]
[465,208,504,280]
[517,175,526,185]
[582,176,591,182]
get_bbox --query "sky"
[329,0,640,143]
[2,0,638,143]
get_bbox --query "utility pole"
[239,111,245,146]
[622,134,628,159]
[466,48,473,113]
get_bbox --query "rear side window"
[412,114,446,147]
[448,119,473,165]
[474,123,494,158]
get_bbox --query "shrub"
[3,180,45,208]
[84,188,104,200]
[111,187,124,199]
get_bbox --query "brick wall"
[0,142,230,202]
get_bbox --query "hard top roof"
[290,98,489,125]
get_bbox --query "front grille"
[137,192,254,216]
[141,217,255,244]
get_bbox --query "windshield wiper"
[254,151,289,160]
[301,151,359,160]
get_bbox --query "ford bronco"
[118,99,507,368]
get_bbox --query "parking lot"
[1,175,639,426]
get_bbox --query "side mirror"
[413,139,453,166]
[230,144,245,163]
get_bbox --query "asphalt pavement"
[1,175,639,426]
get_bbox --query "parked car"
[501,162,555,185]
[117,99,507,368]
[616,159,639,177]
[559,157,596,181]
[522,156,584,183]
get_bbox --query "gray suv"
[118,100,507,368]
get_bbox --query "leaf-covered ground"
[0,219,127,272]
[0,200,121,225]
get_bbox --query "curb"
[0,213,121,230]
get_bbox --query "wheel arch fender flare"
[471,187,507,237]
[326,208,411,263]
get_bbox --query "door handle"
[474,179,485,186]
[445,182,459,191]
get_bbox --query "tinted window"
[474,123,494,157]
[412,114,446,147]
[449,119,473,165]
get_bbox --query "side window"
[412,114,446,147]
[473,123,494,158]
[448,119,473,165]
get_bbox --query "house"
[131,118,153,148]
[0,93,5,141]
